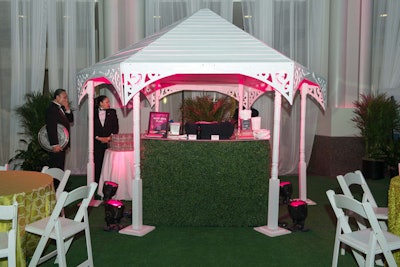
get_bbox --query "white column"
[119,92,155,236]
[155,89,160,112]
[328,0,348,107]
[238,83,243,133]
[358,0,373,96]
[87,81,95,186]
[254,92,291,237]
[298,84,315,205]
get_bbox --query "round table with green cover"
[0,170,56,267]
[388,175,400,265]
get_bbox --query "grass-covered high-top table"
[141,138,270,227]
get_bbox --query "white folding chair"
[326,189,400,267]
[336,170,388,230]
[26,182,98,267]
[41,166,71,200]
[0,164,9,170]
[0,201,18,267]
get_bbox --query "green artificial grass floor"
[32,174,391,267]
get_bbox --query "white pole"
[119,92,155,236]
[87,81,94,186]
[132,92,141,229]
[254,92,291,237]
[87,81,103,207]
[299,84,315,205]
[155,86,160,112]
[238,83,243,134]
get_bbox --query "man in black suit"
[94,95,119,183]
[45,89,74,170]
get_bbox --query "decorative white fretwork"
[77,67,123,105]
[306,85,324,110]
[123,71,168,105]
[245,70,294,105]
[295,63,327,110]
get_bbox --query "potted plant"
[9,92,52,170]
[352,93,400,179]
[180,95,236,139]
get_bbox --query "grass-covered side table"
[141,138,270,227]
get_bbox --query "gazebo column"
[87,81,95,185]
[299,84,315,205]
[155,87,160,112]
[238,83,243,133]
[254,92,291,237]
[87,81,103,207]
[119,92,155,236]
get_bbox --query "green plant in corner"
[352,93,400,160]
[9,92,52,171]
[352,93,400,178]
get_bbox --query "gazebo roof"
[77,8,326,108]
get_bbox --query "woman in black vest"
[94,95,119,183]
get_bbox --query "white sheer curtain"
[241,0,329,174]
[145,0,233,36]
[46,0,96,173]
[0,0,95,172]
[0,1,12,164]
[8,0,48,163]
[371,0,400,99]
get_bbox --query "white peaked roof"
[77,8,326,108]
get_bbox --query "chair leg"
[85,225,94,267]
[8,231,16,267]
[352,250,366,267]
[55,228,67,267]
[365,251,375,267]
[28,235,50,267]
[332,238,340,267]
[381,250,397,267]
[56,239,67,267]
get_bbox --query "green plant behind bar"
[180,95,235,123]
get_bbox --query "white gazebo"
[76,9,326,237]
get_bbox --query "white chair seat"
[373,207,388,220]
[26,217,87,240]
[340,229,400,254]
